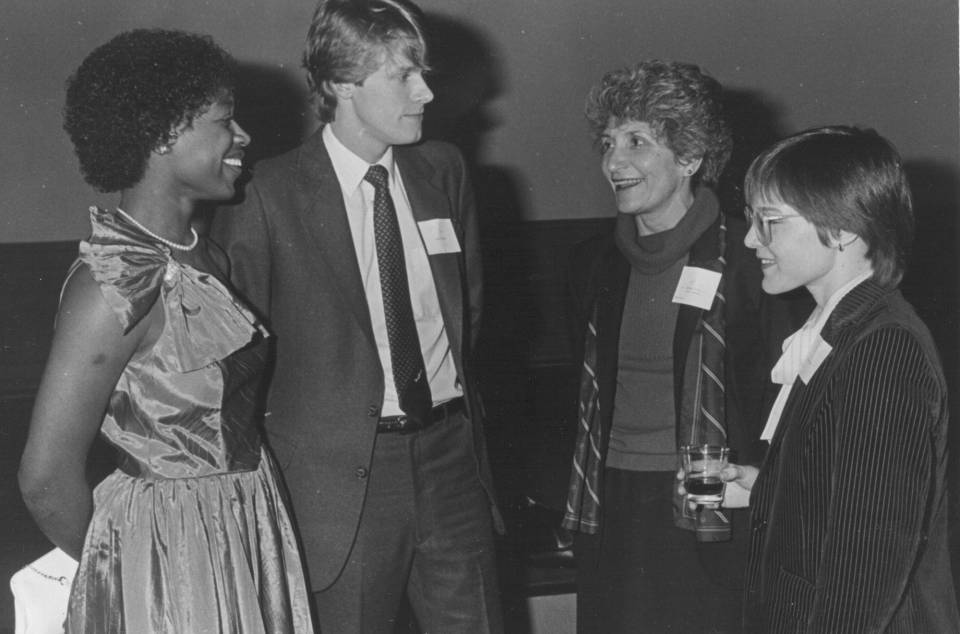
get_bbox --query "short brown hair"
[303,0,428,123]
[745,126,913,287]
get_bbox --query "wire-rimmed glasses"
[744,206,805,246]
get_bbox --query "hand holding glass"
[680,445,729,504]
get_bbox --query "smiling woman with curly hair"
[562,60,797,633]
[19,28,313,633]
[584,60,732,189]
[64,29,236,192]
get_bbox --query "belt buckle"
[397,414,423,435]
[378,414,419,434]
[389,415,409,433]
[379,399,460,434]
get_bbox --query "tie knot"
[364,165,389,190]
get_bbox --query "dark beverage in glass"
[680,445,729,504]
[684,474,724,503]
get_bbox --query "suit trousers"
[312,411,503,634]
[574,469,742,634]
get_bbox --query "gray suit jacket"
[210,130,495,591]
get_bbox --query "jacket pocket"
[767,566,815,633]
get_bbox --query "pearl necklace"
[115,208,198,251]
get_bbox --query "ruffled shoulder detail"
[79,206,268,372]
[156,260,268,372]
[79,206,169,333]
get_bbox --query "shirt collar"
[806,270,874,335]
[770,270,874,387]
[322,124,396,194]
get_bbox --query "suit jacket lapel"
[398,147,447,222]
[765,279,887,453]
[596,245,630,412]
[396,146,465,359]
[293,132,376,345]
[820,280,886,345]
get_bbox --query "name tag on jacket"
[418,219,462,255]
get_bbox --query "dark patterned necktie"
[365,165,432,421]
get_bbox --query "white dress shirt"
[322,125,462,416]
[760,270,874,440]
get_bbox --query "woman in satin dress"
[18,29,313,633]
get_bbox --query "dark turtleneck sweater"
[607,188,719,471]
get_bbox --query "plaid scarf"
[562,310,604,533]
[563,216,728,539]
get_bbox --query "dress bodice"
[78,207,269,478]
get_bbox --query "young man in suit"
[211,1,503,631]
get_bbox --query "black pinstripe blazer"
[743,279,960,633]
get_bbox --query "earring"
[157,145,171,155]
[836,235,858,252]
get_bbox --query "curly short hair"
[63,29,236,193]
[303,0,428,123]
[585,60,732,186]
[745,126,913,288]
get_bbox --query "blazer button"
[355,467,369,480]
[367,405,380,417]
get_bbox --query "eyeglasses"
[744,206,805,246]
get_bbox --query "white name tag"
[418,219,462,255]
[672,266,722,310]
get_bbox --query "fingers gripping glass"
[744,206,805,246]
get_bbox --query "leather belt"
[377,397,465,434]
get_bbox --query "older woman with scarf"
[561,60,798,633]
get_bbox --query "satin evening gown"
[64,207,313,633]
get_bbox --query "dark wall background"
[1,0,956,239]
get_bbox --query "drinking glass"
[680,445,729,504]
